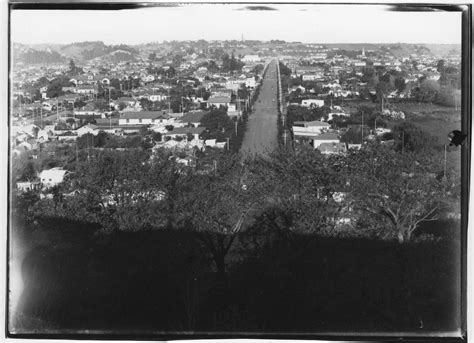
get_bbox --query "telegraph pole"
[226,137,230,150]
[443,144,447,180]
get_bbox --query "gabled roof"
[294,121,330,127]
[313,132,340,140]
[167,127,206,135]
[207,96,231,103]
[178,111,207,123]
[39,168,67,181]
[121,111,169,120]
[78,123,98,130]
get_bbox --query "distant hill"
[13,43,66,64]
[92,49,137,63]
[58,41,139,61]
[13,41,140,63]
[323,43,460,57]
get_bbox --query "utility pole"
[443,144,447,180]
[361,111,364,143]
[226,137,230,150]
[234,121,238,135]
[402,131,405,153]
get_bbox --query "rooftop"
[121,111,169,120]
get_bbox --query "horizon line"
[12,40,462,46]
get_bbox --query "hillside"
[12,44,66,64]
[323,43,460,57]
[13,41,140,63]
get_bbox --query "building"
[177,111,206,128]
[39,168,68,188]
[318,142,347,154]
[207,96,231,108]
[301,99,325,108]
[119,111,174,126]
[163,127,206,142]
[312,132,340,148]
[77,124,99,137]
[242,55,261,63]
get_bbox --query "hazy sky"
[11,4,462,45]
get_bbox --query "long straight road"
[241,59,279,156]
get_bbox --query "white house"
[327,112,350,121]
[242,55,260,63]
[119,111,175,126]
[76,85,98,95]
[163,127,206,142]
[39,168,68,188]
[77,124,99,137]
[292,121,331,137]
[301,99,325,108]
[318,142,347,155]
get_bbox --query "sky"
[11,4,462,45]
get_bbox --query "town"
[10,37,463,334]
[12,40,461,185]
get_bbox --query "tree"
[180,153,262,277]
[12,153,36,181]
[346,145,454,243]
[375,81,393,110]
[437,59,446,74]
[148,52,157,62]
[394,77,406,93]
[248,147,346,241]
[94,99,110,111]
[418,79,440,103]
[46,82,65,99]
[69,59,77,75]
[392,122,438,153]
[140,98,153,111]
[74,99,86,109]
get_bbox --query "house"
[116,96,137,108]
[293,121,330,135]
[242,55,260,63]
[76,85,98,95]
[37,129,51,142]
[119,111,174,126]
[39,168,68,188]
[75,103,105,118]
[327,112,350,121]
[163,127,206,142]
[302,74,323,81]
[177,111,206,128]
[77,124,99,137]
[207,96,231,108]
[312,132,340,148]
[301,99,325,108]
[318,142,347,154]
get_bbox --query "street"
[240,59,279,156]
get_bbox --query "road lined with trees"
[240,60,279,156]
